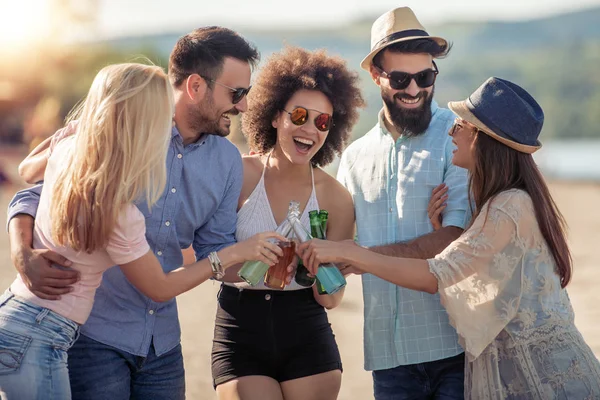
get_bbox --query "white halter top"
[227,156,320,291]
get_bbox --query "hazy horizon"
[3,0,600,46]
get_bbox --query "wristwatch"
[208,251,225,280]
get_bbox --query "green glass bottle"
[294,260,316,287]
[312,210,328,294]
[288,208,346,295]
[315,210,330,294]
[319,210,328,234]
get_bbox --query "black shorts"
[211,284,342,387]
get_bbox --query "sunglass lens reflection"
[314,114,331,131]
[290,108,308,125]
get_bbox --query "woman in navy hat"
[296,77,600,399]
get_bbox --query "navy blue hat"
[448,77,543,153]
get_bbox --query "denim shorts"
[211,284,342,388]
[0,290,79,400]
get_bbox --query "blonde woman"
[0,63,284,399]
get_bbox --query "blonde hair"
[51,63,174,253]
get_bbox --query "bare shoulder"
[314,168,354,217]
[239,155,266,208]
[242,154,264,176]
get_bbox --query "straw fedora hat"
[361,7,448,71]
[448,77,543,154]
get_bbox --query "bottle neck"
[290,217,311,242]
[310,221,324,239]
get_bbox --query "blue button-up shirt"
[7,126,242,357]
[337,102,470,370]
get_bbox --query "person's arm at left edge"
[311,176,355,310]
[18,136,53,184]
[192,151,243,282]
[370,134,469,259]
[19,122,77,184]
[7,185,79,300]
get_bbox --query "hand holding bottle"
[238,202,296,286]
[263,240,297,289]
[296,239,360,276]
[287,202,346,294]
[226,232,288,268]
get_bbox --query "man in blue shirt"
[7,27,259,399]
[336,8,470,399]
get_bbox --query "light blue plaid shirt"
[337,102,470,370]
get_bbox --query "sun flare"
[0,0,50,51]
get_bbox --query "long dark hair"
[469,133,572,287]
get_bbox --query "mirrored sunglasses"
[283,106,333,132]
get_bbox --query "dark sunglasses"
[201,76,251,104]
[283,106,333,132]
[375,61,439,90]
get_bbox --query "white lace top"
[226,157,319,291]
[428,189,600,399]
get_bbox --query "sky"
[98,0,600,37]
[1,0,600,46]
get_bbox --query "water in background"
[535,141,600,181]
[325,140,600,182]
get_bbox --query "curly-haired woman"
[211,46,365,400]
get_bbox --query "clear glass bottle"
[288,202,346,294]
[293,211,319,287]
[237,202,296,286]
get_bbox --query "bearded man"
[336,7,471,400]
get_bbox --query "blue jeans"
[372,353,465,400]
[68,333,185,400]
[0,290,80,400]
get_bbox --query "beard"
[382,87,434,137]
[187,91,238,138]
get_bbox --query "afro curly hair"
[242,46,365,167]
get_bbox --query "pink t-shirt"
[10,136,150,324]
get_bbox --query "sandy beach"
[0,147,598,399]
